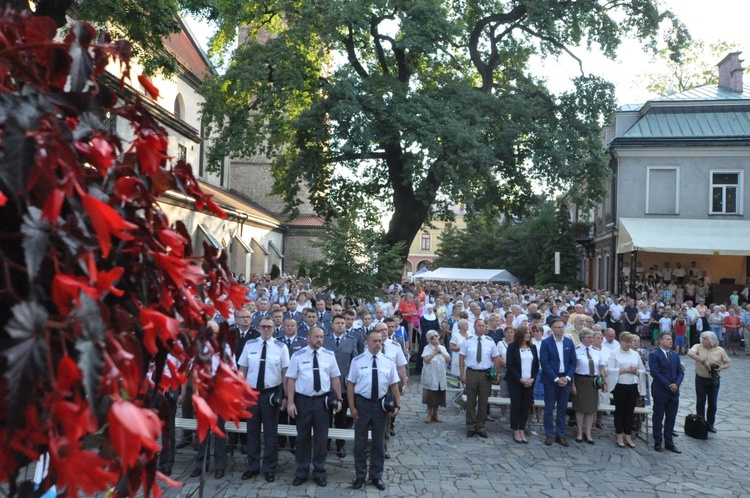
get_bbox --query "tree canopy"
[200,0,688,259]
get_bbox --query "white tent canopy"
[412,267,519,283]
[617,218,750,256]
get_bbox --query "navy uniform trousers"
[353,394,386,480]
[294,394,330,479]
[246,389,280,474]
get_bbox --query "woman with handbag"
[571,329,607,444]
[687,331,730,432]
[608,332,646,449]
[723,307,742,355]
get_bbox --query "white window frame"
[709,169,743,215]
[645,166,680,215]
[420,232,431,251]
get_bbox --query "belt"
[259,386,280,394]
[297,393,327,399]
[468,368,490,372]
[355,393,384,402]
[575,374,596,377]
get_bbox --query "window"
[646,167,679,215]
[174,94,184,120]
[710,171,742,215]
[177,144,187,162]
[420,232,431,251]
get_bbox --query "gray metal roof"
[654,83,750,101]
[621,108,750,138]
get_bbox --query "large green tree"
[201,0,687,262]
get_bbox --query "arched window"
[173,94,184,120]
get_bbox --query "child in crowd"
[673,316,687,355]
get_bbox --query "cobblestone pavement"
[165,354,750,497]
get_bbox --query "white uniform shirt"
[286,346,341,396]
[459,335,500,370]
[347,351,399,399]
[574,345,604,376]
[238,337,289,389]
[383,338,408,368]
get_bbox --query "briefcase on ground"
[684,414,709,439]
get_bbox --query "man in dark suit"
[649,332,684,453]
[539,320,577,447]
[230,308,259,453]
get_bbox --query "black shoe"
[653,444,663,452]
[336,447,346,458]
[314,477,327,487]
[467,430,475,438]
[352,477,365,489]
[477,431,488,439]
[190,468,203,478]
[673,433,679,438]
[292,477,308,486]
[384,450,391,459]
[389,429,396,436]
[708,427,717,433]
[665,445,681,454]
[265,473,276,482]
[371,478,386,490]
[241,470,259,480]
[161,468,172,476]
[214,470,224,479]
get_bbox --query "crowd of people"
[155,271,738,488]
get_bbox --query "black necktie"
[586,347,594,376]
[476,337,483,363]
[257,341,266,390]
[371,355,379,400]
[313,351,321,392]
[287,338,292,347]
[336,337,340,348]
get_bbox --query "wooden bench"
[174,418,367,441]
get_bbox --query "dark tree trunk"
[8,0,73,27]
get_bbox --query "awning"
[412,267,519,283]
[617,218,750,256]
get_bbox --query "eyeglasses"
[259,325,273,329]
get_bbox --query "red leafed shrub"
[0,8,255,497]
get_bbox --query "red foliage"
[0,9,253,497]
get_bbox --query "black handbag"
[684,413,710,439]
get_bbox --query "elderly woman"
[687,332,730,432]
[571,328,607,444]
[449,318,472,376]
[505,326,539,443]
[608,332,646,449]
[708,306,725,343]
[421,330,451,422]
[723,308,742,355]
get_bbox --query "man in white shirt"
[602,328,620,351]
[609,298,625,335]
[459,319,501,438]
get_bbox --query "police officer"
[323,314,360,458]
[378,322,408,459]
[459,318,501,438]
[250,298,270,328]
[347,329,401,491]
[286,327,342,487]
[278,317,306,454]
[238,316,289,482]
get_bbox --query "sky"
[536,0,750,106]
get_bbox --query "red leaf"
[206,363,256,428]
[162,359,185,392]
[75,136,114,176]
[107,400,162,468]
[133,129,169,175]
[227,284,250,309]
[113,176,150,205]
[57,355,82,392]
[0,190,7,207]
[41,188,65,221]
[138,74,160,99]
[51,400,96,442]
[150,251,205,288]
[140,308,181,354]
[213,298,231,320]
[52,274,95,316]
[81,193,137,258]
[192,395,224,442]
[157,229,187,258]
[94,266,125,297]
[49,437,118,497]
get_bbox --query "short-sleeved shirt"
[690,344,730,379]
[459,335,500,370]
[238,337,290,389]
[286,346,341,396]
[347,352,399,399]
[574,345,605,376]
[382,338,408,368]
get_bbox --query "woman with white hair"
[687,332,730,432]
[421,330,451,422]
[449,318,472,376]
